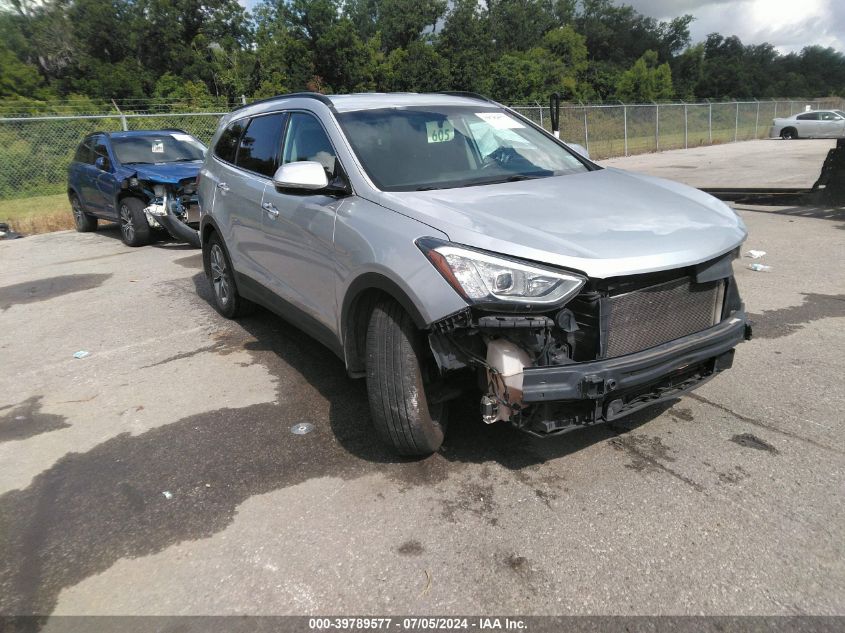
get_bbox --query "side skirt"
[234,272,345,362]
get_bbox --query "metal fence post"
[537,102,543,129]
[583,107,589,154]
[683,102,688,149]
[708,101,712,144]
[754,99,760,139]
[655,103,659,151]
[623,103,628,156]
[734,102,739,142]
[774,100,778,120]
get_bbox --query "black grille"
[604,277,724,358]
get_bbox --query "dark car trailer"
[701,137,845,206]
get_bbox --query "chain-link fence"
[509,97,845,160]
[1,97,843,201]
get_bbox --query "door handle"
[217,182,230,192]
[262,202,279,218]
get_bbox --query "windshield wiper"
[122,161,154,165]
[171,158,203,162]
[415,185,442,191]
[459,174,542,188]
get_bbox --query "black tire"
[781,127,798,140]
[118,197,151,247]
[365,298,448,456]
[70,193,98,232]
[203,232,255,318]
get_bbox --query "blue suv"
[67,130,207,246]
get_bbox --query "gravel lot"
[1,140,844,619]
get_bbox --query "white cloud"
[624,0,845,53]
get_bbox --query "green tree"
[435,0,493,94]
[615,50,674,102]
[380,41,450,91]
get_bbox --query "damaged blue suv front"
[67,130,206,246]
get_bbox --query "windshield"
[835,110,845,118]
[336,106,589,191]
[112,133,206,165]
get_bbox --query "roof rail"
[232,92,335,113]
[435,91,497,104]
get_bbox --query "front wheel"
[118,197,151,246]
[365,299,448,456]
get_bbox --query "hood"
[121,161,202,184]
[376,168,747,279]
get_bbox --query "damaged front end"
[423,240,752,438]
[121,175,201,247]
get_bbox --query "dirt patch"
[748,293,845,339]
[731,433,779,454]
[670,407,694,422]
[610,434,704,492]
[397,540,425,556]
[0,274,111,311]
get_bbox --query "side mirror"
[567,143,590,160]
[272,161,328,191]
[95,156,110,171]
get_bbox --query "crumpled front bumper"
[144,196,201,248]
[518,312,751,434]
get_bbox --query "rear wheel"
[781,127,798,140]
[365,298,448,456]
[70,194,98,232]
[118,197,151,246]
[203,232,255,318]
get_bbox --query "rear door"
[208,118,269,275]
[795,112,821,137]
[258,111,341,334]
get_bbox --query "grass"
[0,193,75,235]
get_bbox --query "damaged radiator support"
[426,256,745,437]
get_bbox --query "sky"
[625,0,845,53]
[237,0,845,54]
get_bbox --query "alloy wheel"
[71,198,83,228]
[119,204,135,242]
[209,244,230,306]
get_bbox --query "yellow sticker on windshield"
[426,120,454,143]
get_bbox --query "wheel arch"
[341,273,429,377]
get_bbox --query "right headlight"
[417,238,586,308]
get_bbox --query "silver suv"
[198,92,751,456]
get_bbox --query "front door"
[258,112,341,335]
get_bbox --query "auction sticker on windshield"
[426,120,455,143]
[151,140,165,153]
[475,112,524,129]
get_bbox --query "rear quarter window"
[214,120,246,164]
[73,140,94,164]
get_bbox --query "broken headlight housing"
[418,238,586,308]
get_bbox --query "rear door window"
[234,113,286,177]
[214,120,246,164]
